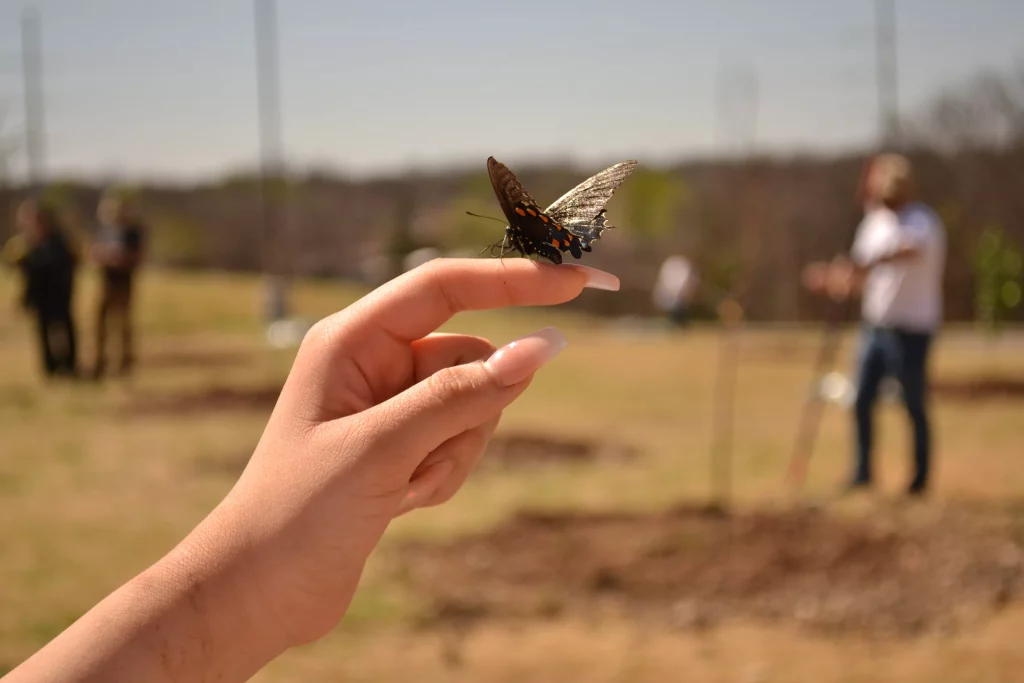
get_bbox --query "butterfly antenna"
[465,211,507,225]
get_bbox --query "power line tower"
[875,0,900,148]
[254,0,289,325]
[21,6,45,189]
[708,63,760,512]
[715,65,759,157]
[783,3,902,491]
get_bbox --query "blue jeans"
[852,326,933,490]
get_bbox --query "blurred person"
[803,154,946,496]
[2,197,80,378]
[91,188,146,378]
[4,258,619,682]
[653,253,699,326]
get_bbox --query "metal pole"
[708,65,759,511]
[21,6,45,189]
[254,0,288,323]
[875,0,899,148]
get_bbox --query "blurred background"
[1,1,1023,681]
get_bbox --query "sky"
[0,0,1021,181]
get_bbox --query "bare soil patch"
[142,347,253,370]
[933,376,1024,401]
[122,384,282,417]
[397,505,1024,637]
[483,433,639,468]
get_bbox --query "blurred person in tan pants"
[803,154,946,496]
[91,189,146,378]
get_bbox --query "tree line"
[1,66,1021,323]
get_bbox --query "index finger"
[323,258,619,344]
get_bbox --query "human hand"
[800,261,829,294]
[824,256,855,301]
[180,258,618,649]
[90,244,108,265]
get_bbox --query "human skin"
[4,257,619,683]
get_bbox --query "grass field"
[2,266,1023,682]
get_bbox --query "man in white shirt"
[805,154,946,495]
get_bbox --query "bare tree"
[907,63,1024,152]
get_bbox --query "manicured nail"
[562,264,620,291]
[484,327,568,386]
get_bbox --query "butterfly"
[485,156,637,265]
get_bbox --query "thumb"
[361,327,568,466]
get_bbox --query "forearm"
[860,244,919,269]
[839,244,918,297]
[6,506,287,683]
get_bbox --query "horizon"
[4,142,888,188]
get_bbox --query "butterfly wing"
[487,156,541,227]
[487,156,584,264]
[545,160,638,250]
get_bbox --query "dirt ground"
[932,376,1024,401]
[4,269,1024,681]
[483,433,640,467]
[397,504,1024,638]
[121,384,283,416]
[141,347,254,370]
[116,370,1024,420]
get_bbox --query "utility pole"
[784,5,899,490]
[875,0,899,148]
[21,6,45,189]
[708,63,760,512]
[254,0,288,324]
[715,66,758,156]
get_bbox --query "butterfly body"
[486,156,637,265]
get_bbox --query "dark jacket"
[15,231,78,313]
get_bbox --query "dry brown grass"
[1,265,1023,681]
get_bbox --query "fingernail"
[398,460,455,515]
[484,327,568,386]
[561,264,620,291]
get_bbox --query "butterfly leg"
[497,233,512,262]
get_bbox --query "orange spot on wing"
[540,214,549,223]
[515,207,526,216]
[526,208,537,216]
[550,239,560,248]
[562,240,570,248]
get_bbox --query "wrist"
[6,508,289,683]
[206,475,378,648]
[143,504,292,681]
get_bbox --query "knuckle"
[413,258,449,291]
[476,337,498,356]
[424,365,478,400]
[304,316,339,350]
